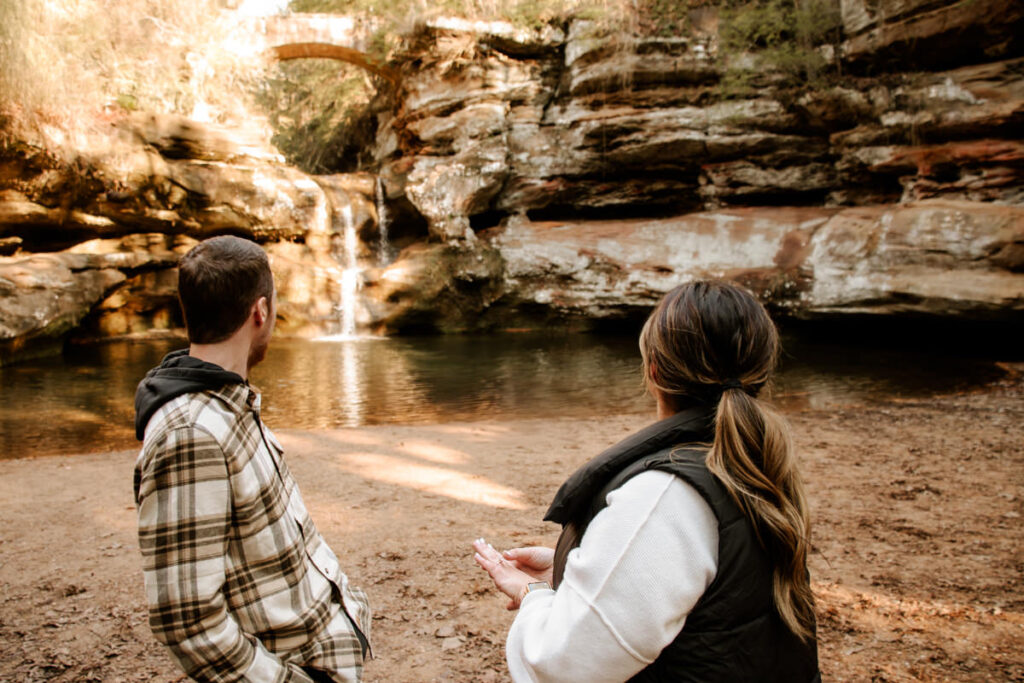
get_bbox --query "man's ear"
[253,296,269,326]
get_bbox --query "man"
[133,236,371,683]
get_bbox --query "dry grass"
[0,0,270,152]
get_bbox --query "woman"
[473,280,820,682]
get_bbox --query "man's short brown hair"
[178,236,275,344]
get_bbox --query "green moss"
[115,93,139,112]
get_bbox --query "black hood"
[134,349,245,440]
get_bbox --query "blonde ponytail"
[709,389,815,642]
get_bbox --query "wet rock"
[312,174,378,249]
[362,241,504,333]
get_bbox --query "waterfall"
[315,189,387,344]
[338,204,360,338]
[376,176,391,266]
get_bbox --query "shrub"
[719,0,843,94]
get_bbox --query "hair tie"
[720,379,744,391]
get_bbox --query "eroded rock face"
[490,208,829,319]
[362,240,505,332]
[0,254,127,364]
[380,19,1024,241]
[361,201,1023,332]
[0,115,386,251]
[351,15,1023,332]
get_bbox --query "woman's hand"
[502,546,554,585]
[473,539,553,610]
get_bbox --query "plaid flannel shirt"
[134,383,371,683]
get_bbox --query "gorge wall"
[1,0,1022,363]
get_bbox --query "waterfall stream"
[338,204,360,338]
[376,176,391,266]
[318,179,390,342]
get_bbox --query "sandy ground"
[1,372,1022,682]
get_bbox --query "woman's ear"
[648,361,659,385]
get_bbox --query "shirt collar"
[209,382,262,417]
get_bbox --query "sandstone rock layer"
[2,5,1023,362]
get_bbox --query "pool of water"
[0,332,1008,459]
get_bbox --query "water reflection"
[0,333,1007,459]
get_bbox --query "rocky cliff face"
[1,0,1022,362]
[364,3,1023,331]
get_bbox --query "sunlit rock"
[403,139,510,242]
[357,201,1022,333]
[490,209,832,321]
[124,112,283,164]
[804,200,1024,316]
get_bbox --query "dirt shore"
[1,373,1021,682]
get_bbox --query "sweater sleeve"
[506,470,719,683]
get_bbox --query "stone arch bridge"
[240,13,398,83]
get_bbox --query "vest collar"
[544,405,716,525]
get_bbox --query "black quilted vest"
[545,407,820,683]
